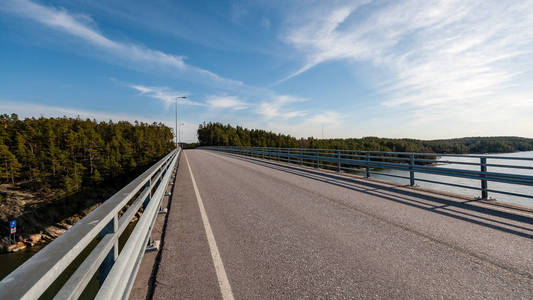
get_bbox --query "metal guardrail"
[0,148,180,299]
[205,146,533,201]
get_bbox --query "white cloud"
[127,83,319,121]
[1,100,162,124]
[279,1,371,82]
[129,85,203,107]
[281,110,307,119]
[263,110,344,139]
[130,85,153,94]
[2,0,243,89]
[206,96,248,110]
[257,94,307,119]
[2,0,346,138]
[281,0,533,127]
[308,111,343,126]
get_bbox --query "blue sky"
[1,0,532,142]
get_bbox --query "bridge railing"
[205,146,533,202]
[0,148,180,300]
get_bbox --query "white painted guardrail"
[0,148,180,299]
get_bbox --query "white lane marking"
[184,152,235,300]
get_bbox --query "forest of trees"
[2,117,530,188]
[197,122,533,154]
[0,114,175,193]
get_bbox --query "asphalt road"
[152,149,533,299]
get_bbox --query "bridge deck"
[151,149,533,299]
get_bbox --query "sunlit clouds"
[1,0,532,140]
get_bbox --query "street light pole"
[175,96,187,148]
[179,122,184,145]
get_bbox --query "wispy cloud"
[2,0,347,136]
[308,111,343,126]
[127,83,318,120]
[1,100,166,125]
[129,85,204,107]
[281,0,533,114]
[206,96,248,110]
[2,0,243,89]
[128,81,317,120]
[257,95,307,119]
[264,110,344,139]
[279,1,371,82]
[128,85,252,112]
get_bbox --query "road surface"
[152,149,533,299]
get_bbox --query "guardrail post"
[300,149,303,166]
[481,157,488,199]
[366,153,370,178]
[337,150,341,172]
[143,178,152,207]
[288,149,292,163]
[409,154,415,186]
[98,215,119,285]
[315,150,319,168]
[262,147,265,159]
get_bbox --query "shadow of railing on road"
[206,150,533,240]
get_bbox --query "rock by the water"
[8,241,26,252]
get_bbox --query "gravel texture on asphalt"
[153,150,533,299]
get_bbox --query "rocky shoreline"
[1,211,143,253]
[1,212,81,253]
[1,228,65,253]
[0,183,140,254]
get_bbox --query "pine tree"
[0,144,21,184]
[0,114,174,193]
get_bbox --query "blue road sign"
[9,220,17,234]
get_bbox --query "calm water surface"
[370,151,533,207]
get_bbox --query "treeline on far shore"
[197,122,533,154]
[0,114,175,191]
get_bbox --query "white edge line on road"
[184,152,235,300]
